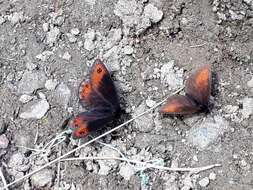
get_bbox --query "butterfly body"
[160,64,211,115]
[70,59,120,138]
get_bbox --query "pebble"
[18,71,47,94]
[70,28,80,35]
[133,102,154,132]
[45,79,58,90]
[119,164,135,180]
[54,83,71,108]
[84,29,96,51]
[46,27,60,45]
[187,115,229,150]
[209,172,216,180]
[241,97,253,119]
[240,159,247,167]
[26,62,37,71]
[97,146,120,175]
[145,98,156,108]
[199,177,210,187]
[0,16,6,25]
[247,77,253,88]
[42,23,49,32]
[20,99,50,119]
[8,153,30,177]
[62,51,72,61]
[160,60,184,90]
[8,12,24,24]
[66,33,77,43]
[143,4,163,23]
[36,51,54,61]
[31,169,55,188]
[0,134,9,149]
[19,94,33,103]
[123,45,134,55]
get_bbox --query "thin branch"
[56,146,62,189]
[189,43,206,48]
[5,87,183,188]
[60,156,221,173]
[0,166,9,190]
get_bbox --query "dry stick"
[56,146,62,189]
[189,43,206,48]
[4,88,183,189]
[61,157,221,173]
[0,167,8,190]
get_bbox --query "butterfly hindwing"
[160,95,201,115]
[185,64,211,107]
[70,111,114,138]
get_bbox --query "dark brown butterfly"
[160,64,211,115]
[69,59,120,138]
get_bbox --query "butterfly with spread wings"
[69,59,120,138]
[160,64,212,115]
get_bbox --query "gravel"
[31,169,55,188]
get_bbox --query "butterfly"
[160,64,211,115]
[69,59,120,138]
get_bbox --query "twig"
[60,156,221,173]
[4,87,183,188]
[56,146,62,189]
[189,43,206,48]
[0,166,8,190]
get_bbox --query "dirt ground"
[0,0,253,189]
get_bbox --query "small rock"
[18,71,47,94]
[104,28,122,50]
[209,172,216,180]
[123,45,134,55]
[70,28,80,35]
[66,33,77,43]
[247,77,253,88]
[26,62,37,71]
[119,164,135,180]
[31,169,54,188]
[0,16,6,25]
[36,51,54,61]
[103,46,121,71]
[145,98,156,108]
[192,155,198,162]
[97,146,120,175]
[15,131,33,153]
[8,12,24,24]
[42,23,49,32]
[84,29,96,51]
[0,134,9,149]
[182,176,193,190]
[62,52,72,61]
[8,153,30,177]
[54,83,71,108]
[187,116,229,150]
[199,177,209,187]
[20,99,50,119]
[143,4,163,23]
[45,79,58,90]
[19,94,33,103]
[240,159,247,167]
[241,97,253,119]
[160,60,184,90]
[46,27,60,45]
[133,102,154,132]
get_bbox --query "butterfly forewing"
[160,95,200,115]
[185,64,211,106]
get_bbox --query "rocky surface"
[0,0,252,189]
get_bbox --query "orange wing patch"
[79,81,93,104]
[194,65,210,91]
[91,60,108,89]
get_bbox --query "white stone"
[26,62,37,71]
[0,134,9,149]
[20,99,50,119]
[199,177,209,187]
[123,45,134,55]
[8,12,24,24]
[84,29,96,51]
[187,116,229,150]
[240,159,247,167]
[42,23,49,32]
[54,83,71,108]
[36,51,54,61]
[143,4,163,23]
[0,16,6,25]
[66,33,77,43]
[160,60,184,90]
[31,169,54,188]
[62,51,72,61]
[119,164,135,180]
[241,97,253,119]
[19,94,33,103]
[70,28,80,35]
[209,172,216,180]
[145,98,156,108]
[247,77,253,88]
[45,79,58,90]
[46,27,60,44]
